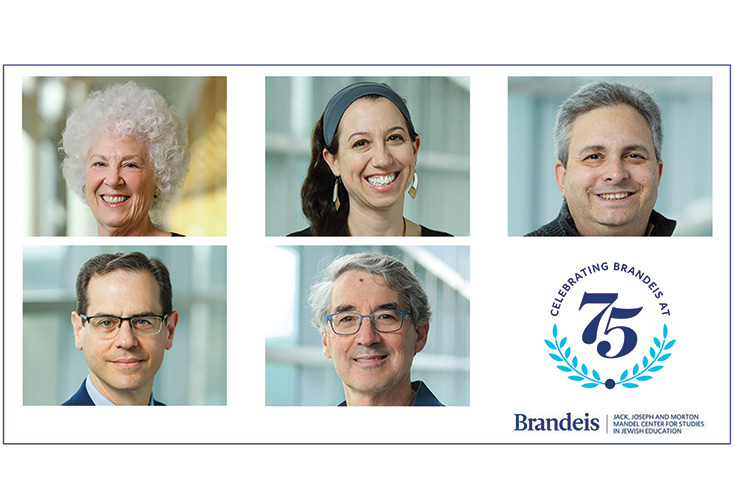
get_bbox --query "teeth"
[599,192,630,200]
[355,355,387,362]
[367,174,396,186]
[102,195,129,204]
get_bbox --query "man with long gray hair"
[527,81,676,236]
[309,252,443,406]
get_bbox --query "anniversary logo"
[513,259,698,437]
[545,261,675,390]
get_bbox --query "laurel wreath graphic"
[545,324,675,389]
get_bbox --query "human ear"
[321,331,332,359]
[414,320,429,354]
[554,160,567,198]
[164,311,179,350]
[71,312,84,351]
[412,135,421,155]
[323,148,340,177]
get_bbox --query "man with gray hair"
[309,252,443,406]
[527,81,676,236]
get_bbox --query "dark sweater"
[526,201,676,237]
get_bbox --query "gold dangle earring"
[333,177,341,211]
[408,172,419,199]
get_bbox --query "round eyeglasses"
[80,313,169,338]
[327,309,408,336]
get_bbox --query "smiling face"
[324,97,420,215]
[555,104,663,236]
[321,270,428,406]
[84,132,157,236]
[71,269,177,405]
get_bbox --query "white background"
[2,1,733,488]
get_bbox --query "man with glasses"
[309,252,443,406]
[63,252,178,405]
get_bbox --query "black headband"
[322,82,413,145]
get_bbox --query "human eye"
[625,152,646,161]
[373,310,404,331]
[376,310,401,322]
[122,161,142,169]
[90,161,107,168]
[376,311,395,320]
[92,317,118,331]
[132,317,153,327]
[387,133,405,143]
[352,139,369,149]
[337,313,357,324]
[580,153,606,166]
[132,316,159,333]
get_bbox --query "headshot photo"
[23,245,227,405]
[266,76,470,236]
[508,76,712,236]
[23,76,227,236]
[265,245,469,406]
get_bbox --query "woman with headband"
[289,82,452,236]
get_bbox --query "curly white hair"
[60,81,190,222]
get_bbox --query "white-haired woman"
[61,81,190,236]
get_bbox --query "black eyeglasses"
[327,309,408,336]
[80,313,169,338]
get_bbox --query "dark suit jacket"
[62,380,165,406]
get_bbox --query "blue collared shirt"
[85,376,155,406]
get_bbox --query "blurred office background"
[508,77,712,236]
[23,245,227,405]
[23,76,227,236]
[266,77,470,236]
[265,245,470,406]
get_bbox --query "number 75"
[580,292,642,359]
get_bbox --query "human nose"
[113,320,139,349]
[354,315,382,345]
[103,165,124,187]
[602,156,629,184]
[371,142,393,168]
